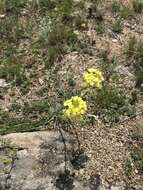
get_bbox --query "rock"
[114,65,133,77]
[111,186,124,190]
[38,78,44,85]
[73,0,81,3]
[114,65,135,90]
[110,182,126,190]
[0,131,89,190]
[112,39,118,43]
[0,132,126,190]
[0,14,5,19]
[0,79,8,88]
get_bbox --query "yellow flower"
[63,96,87,120]
[82,68,104,89]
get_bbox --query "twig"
[87,113,99,121]
[55,119,67,172]
[70,122,81,150]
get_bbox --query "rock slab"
[0,131,87,190]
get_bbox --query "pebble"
[0,79,8,87]
[112,39,118,43]
[0,14,5,18]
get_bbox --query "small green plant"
[87,1,103,20]
[58,0,73,19]
[44,24,76,67]
[2,0,26,14]
[95,23,105,34]
[133,43,143,89]
[111,2,135,18]
[125,159,133,177]
[111,1,121,13]
[46,45,63,68]
[0,0,5,13]
[112,19,123,33]
[68,76,76,87]
[133,0,143,13]
[125,36,137,58]
[74,16,87,31]
[98,49,117,81]
[38,0,56,11]
[37,0,77,68]
[93,85,137,123]
[125,37,143,89]
[132,124,143,141]
[120,5,134,18]
[0,15,24,43]
[0,59,25,85]
[130,124,143,174]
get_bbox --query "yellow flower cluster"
[82,68,104,89]
[63,68,104,119]
[63,96,87,119]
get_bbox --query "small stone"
[0,14,5,18]
[112,39,118,43]
[111,183,125,190]
[135,169,138,174]
[74,30,80,35]
[73,0,81,3]
[111,186,123,190]
[114,65,133,77]
[0,79,8,87]
[38,78,44,85]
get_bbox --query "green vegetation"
[111,1,137,18]
[125,159,133,177]
[120,5,134,18]
[133,0,143,13]
[111,1,121,13]
[111,0,143,19]
[95,23,105,34]
[0,98,62,135]
[0,1,143,188]
[125,37,143,90]
[125,36,137,58]
[93,85,137,123]
[130,124,143,174]
[125,124,143,178]
[0,58,25,85]
[112,19,123,33]
[0,0,142,135]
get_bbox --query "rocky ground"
[0,0,143,189]
[0,130,135,190]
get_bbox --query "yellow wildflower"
[63,96,87,119]
[82,68,104,89]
